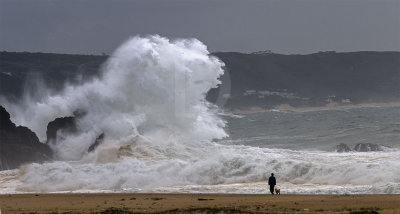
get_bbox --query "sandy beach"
[1,193,399,213]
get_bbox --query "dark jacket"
[268,176,276,186]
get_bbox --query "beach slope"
[1,193,399,213]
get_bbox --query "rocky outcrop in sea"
[336,143,391,152]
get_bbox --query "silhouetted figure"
[268,173,276,195]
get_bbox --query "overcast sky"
[0,0,399,55]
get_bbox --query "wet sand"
[1,193,399,213]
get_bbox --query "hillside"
[1,51,399,110]
[0,52,106,101]
[208,51,400,109]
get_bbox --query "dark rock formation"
[46,116,77,144]
[336,143,352,152]
[46,110,86,144]
[46,110,104,152]
[0,105,52,170]
[353,143,385,152]
[0,105,14,130]
[88,133,104,152]
[336,143,390,152]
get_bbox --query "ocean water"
[0,35,399,194]
[221,107,400,151]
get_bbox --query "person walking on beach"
[268,173,276,195]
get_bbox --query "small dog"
[275,187,281,195]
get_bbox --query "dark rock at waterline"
[353,143,385,152]
[336,143,352,152]
[0,105,52,170]
[46,111,104,153]
[88,133,104,152]
[46,116,77,144]
[336,143,389,152]
[46,110,86,144]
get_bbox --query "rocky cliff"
[0,105,52,170]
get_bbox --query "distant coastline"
[2,51,400,111]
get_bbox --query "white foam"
[153,182,375,194]
[0,169,22,193]
[0,145,397,193]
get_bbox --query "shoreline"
[231,101,400,114]
[1,193,399,213]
